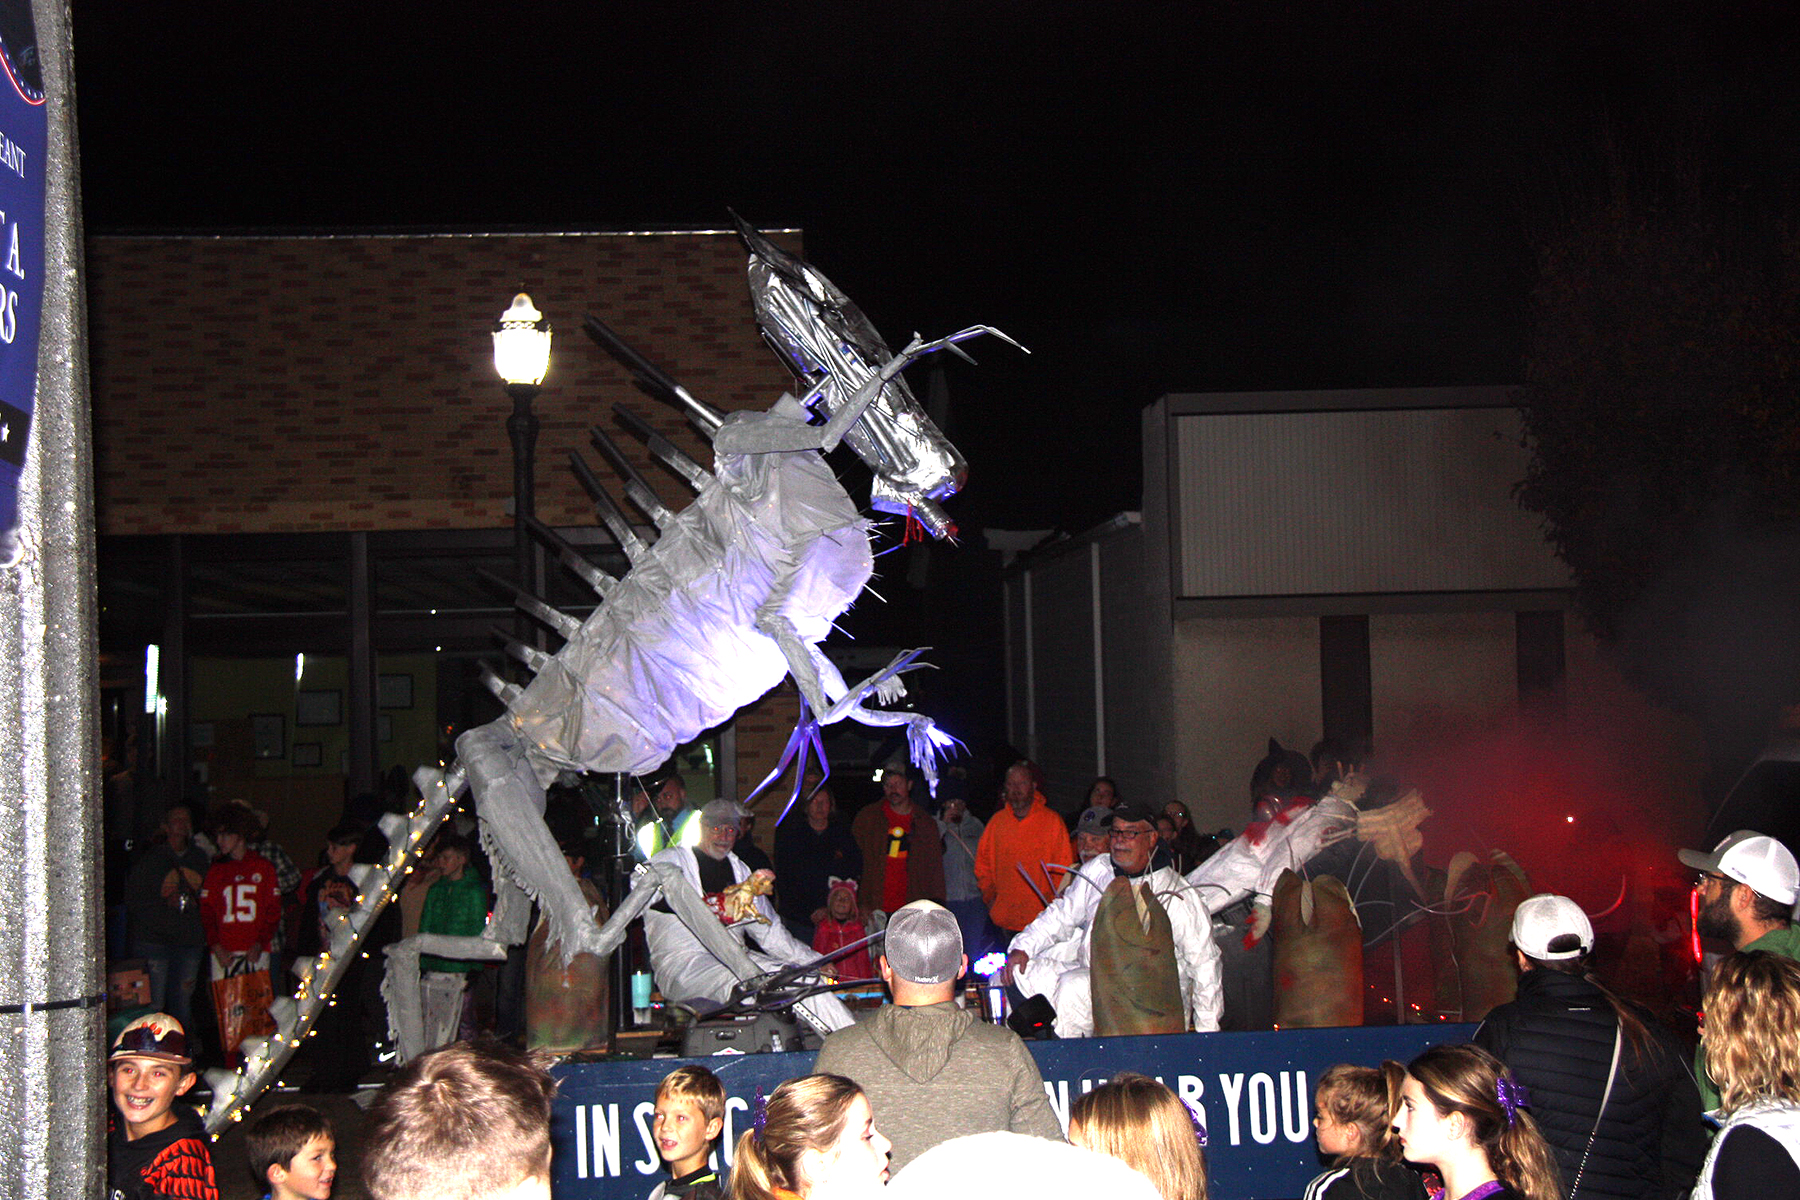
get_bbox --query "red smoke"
[1369,693,1709,1011]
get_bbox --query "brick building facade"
[89,228,805,852]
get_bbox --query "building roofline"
[1158,384,1523,415]
[87,224,802,242]
[1000,511,1142,575]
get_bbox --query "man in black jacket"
[1475,893,1706,1200]
[124,805,210,1044]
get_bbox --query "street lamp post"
[493,294,553,651]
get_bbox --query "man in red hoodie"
[974,760,1074,938]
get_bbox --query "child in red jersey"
[200,805,281,1062]
[107,1012,218,1200]
[812,878,873,981]
[200,805,282,969]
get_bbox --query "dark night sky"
[69,2,1800,532]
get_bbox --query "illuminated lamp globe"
[492,293,552,386]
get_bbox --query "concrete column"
[0,2,104,1194]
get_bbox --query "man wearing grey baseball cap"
[813,899,1062,1171]
[1679,830,1800,1107]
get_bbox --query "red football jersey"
[199,852,281,953]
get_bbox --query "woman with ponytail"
[730,1075,892,1200]
[1474,893,1705,1198]
[1394,1045,1562,1200]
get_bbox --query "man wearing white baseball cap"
[1679,831,1800,1108]
[1681,830,1800,953]
[1475,895,1706,1197]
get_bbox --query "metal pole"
[506,381,542,660]
[0,1,103,1194]
[347,531,376,796]
[611,772,634,1037]
[162,534,187,802]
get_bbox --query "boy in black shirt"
[107,1012,218,1200]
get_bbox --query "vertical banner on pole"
[0,0,99,1194]
[0,0,44,560]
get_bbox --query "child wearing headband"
[1394,1045,1560,1200]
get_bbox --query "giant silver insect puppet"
[199,219,1021,1130]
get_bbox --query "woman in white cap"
[1692,951,1800,1199]
[1473,893,1705,1200]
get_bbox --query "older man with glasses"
[1001,800,1222,1038]
[636,798,856,1033]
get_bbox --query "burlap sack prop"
[1271,870,1363,1028]
[1436,850,1531,1022]
[526,878,612,1053]
[1090,877,1184,1036]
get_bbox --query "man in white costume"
[636,798,854,1032]
[1003,801,1222,1038]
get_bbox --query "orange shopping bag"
[211,956,277,1062]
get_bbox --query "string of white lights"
[200,767,464,1136]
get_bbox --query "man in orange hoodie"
[974,761,1074,938]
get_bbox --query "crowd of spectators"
[102,739,1800,1200]
[104,744,1243,1076]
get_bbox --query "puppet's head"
[735,214,968,539]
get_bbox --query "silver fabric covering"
[0,2,104,1194]
[380,934,509,1065]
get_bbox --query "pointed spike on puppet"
[612,404,712,492]
[203,1068,240,1100]
[626,481,673,529]
[412,765,446,804]
[491,626,554,673]
[945,340,977,365]
[567,451,648,561]
[270,996,299,1031]
[580,312,725,434]
[671,385,724,439]
[588,425,677,528]
[478,664,524,708]
[516,593,581,639]
[522,514,617,597]
[473,568,582,639]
